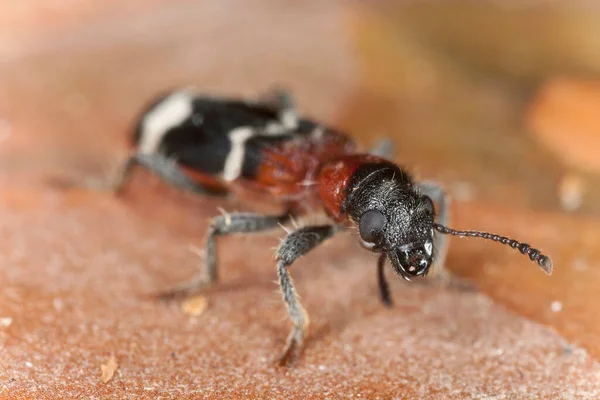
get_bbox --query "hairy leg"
[158,211,290,299]
[275,225,340,366]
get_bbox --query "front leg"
[376,253,393,307]
[276,225,340,366]
[369,138,395,159]
[417,180,450,281]
[158,211,290,299]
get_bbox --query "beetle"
[114,87,552,366]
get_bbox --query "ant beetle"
[114,87,552,366]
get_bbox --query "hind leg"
[113,153,226,196]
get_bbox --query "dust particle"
[551,300,563,313]
[101,355,118,383]
[558,173,585,212]
[181,295,208,317]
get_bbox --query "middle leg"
[158,211,291,299]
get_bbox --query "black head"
[345,161,553,281]
[345,162,437,281]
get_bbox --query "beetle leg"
[158,212,291,299]
[113,153,226,196]
[376,253,393,307]
[275,224,340,366]
[369,138,395,159]
[417,180,450,280]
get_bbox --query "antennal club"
[433,223,553,275]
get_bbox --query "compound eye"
[359,210,387,244]
[422,196,435,214]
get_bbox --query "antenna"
[433,223,552,275]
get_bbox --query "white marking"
[551,300,563,313]
[222,126,255,181]
[360,239,376,249]
[281,109,298,129]
[424,240,433,256]
[266,107,298,134]
[311,126,325,139]
[398,243,412,252]
[299,180,317,187]
[224,113,298,181]
[265,122,287,135]
[139,91,194,155]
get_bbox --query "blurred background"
[3,1,600,213]
[1,1,599,397]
